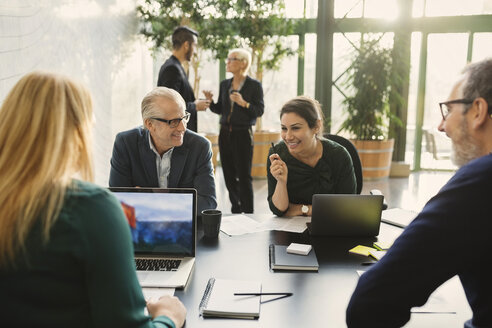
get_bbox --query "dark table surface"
[175,216,471,327]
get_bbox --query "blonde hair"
[141,87,186,127]
[229,48,252,74]
[0,71,94,267]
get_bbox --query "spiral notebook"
[199,278,261,319]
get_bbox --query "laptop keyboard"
[135,258,181,271]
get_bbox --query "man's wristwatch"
[301,204,309,216]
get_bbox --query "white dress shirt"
[148,134,173,188]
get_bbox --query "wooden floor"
[214,167,455,215]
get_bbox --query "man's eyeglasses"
[438,98,474,120]
[151,112,190,128]
[226,57,243,62]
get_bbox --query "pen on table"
[362,262,377,266]
[234,292,293,296]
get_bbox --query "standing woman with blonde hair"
[204,48,264,213]
[0,72,186,327]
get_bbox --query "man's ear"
[471,97,490,129]
[144,118,152,130]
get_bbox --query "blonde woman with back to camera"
[0,72,186,328]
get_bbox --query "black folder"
[269,244,319,271]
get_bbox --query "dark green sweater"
[267,138,357,216]
[0,180,175,328]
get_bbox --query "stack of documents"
[220,214,310,236]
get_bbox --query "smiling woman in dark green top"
[0,72,186,328]
[267,96,356,217]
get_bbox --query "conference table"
[174,215,472,327]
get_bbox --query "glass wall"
[303,33,317,99]
[418,33,468,170]
[425,0,492,16]
[261,35,299,131]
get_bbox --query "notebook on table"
[109,187,196,288]
[381,207,418,228]
[199,278,262,319]
[307,194,383,237]
[269,244,319,271]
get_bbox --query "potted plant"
[338,38,401,179]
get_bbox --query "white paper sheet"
[381,208,419,228]
[142,287,175,301]
[220,214,310,236]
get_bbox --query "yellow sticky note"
[349,245,376,256]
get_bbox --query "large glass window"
[331,32,394,136]
[303,33,317,98]
[405,32,422,167]
[331,32,360,135]
[363,0,398,19]
[285,0,317,18]
[191,51,220,134]
[335,0,363,18]
[425,0,492,16]
[420,33,468,170]
[335,0,399,19]
[261,35,299,131]
[472,33,492,61]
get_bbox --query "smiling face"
[145,96,186,155]
[280,112,319,156]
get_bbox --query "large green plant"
[137,0,295,89]
[339,39,400,140]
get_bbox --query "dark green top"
[0,180,175,328]
[267,138,357,216]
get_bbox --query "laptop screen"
[109,188,196,257]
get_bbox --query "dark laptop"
[308,194,384,237]
[109,187,196,288]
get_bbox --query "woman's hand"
[269,153,288,185]
[229,91,247,107]
[147,295,187,327]
[202,90,213,102]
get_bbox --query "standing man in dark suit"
[109,87,217,214]
[157,26,209,132]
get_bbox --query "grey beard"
[451,131,481,167]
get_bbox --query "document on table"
[220,214,310,236]
[142,287,175,301]
[381,208,419,228]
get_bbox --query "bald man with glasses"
[109,87,217,214]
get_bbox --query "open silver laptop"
[109,187,196,288]
[308,194,384,237]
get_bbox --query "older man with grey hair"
[109,87,217,214]
[347,58,492,328]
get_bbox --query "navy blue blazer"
[209,75,264,128]
[157,55,198,132]
[109,127,217,214]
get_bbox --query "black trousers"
[218,126,254,213]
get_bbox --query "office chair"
[324,133,387,209]
[324,134,363,194]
